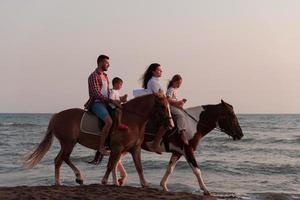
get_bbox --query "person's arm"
[167,97,184,108]
[166,88,184,108]
[88,73,110,103]
[120,94,128,103]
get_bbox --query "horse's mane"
[123,94,154,108]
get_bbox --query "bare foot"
[160,182,169,191]
[149,144,162,154]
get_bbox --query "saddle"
[80,111,105,135]
[80,106,116,135]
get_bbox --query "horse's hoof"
[142,182,150,188]
[76,178,83,185]
[101,179,108,185]
[203,190,212,196]
[88,160,99,165]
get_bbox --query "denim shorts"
[91,102,110,120]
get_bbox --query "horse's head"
[153,93,174,130]
[217,100,243,140]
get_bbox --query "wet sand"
[0,184,223,200]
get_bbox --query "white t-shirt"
[109,89,120,109]
[109,89,120,101]
[147,77,163,93]
[166,87,178,101]
[100,74,109,98]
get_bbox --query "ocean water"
[0,113,299,199]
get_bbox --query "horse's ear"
[221,99,225,105]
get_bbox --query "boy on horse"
[84,55,127,156]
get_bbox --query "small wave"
[0,122,43,128]
[234,163,300,176]
[244,193,300,200]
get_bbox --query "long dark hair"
[167,74,182,89]
[141,63,161,89]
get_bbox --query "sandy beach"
[0,184,224,200]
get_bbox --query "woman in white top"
[166,74,189,145]
[141,63,166,154]
[142,63,164,93]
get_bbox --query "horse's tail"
[23,114,56,169]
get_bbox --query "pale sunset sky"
[0,0,299,113]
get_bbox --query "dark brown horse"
[23,93,173,187]
[110,100,243,195]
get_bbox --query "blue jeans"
[91,102,110,120]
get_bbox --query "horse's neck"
[122,95,155,124]
[190,104,222,150]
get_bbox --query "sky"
[0,0,299,113]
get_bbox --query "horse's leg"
[184,147,211,196]
[112,158,128,186]
[112,163,118,186]
[65,157,84,185]
[117,153,128,186]
[63,144,83,185]
[101,150,122,185]
[54,149,64,185]
[131,146,149,187]
[160,153,182,191]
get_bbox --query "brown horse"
[23,93,173,187]
[109,100,243,195]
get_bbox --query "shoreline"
[0,184,299,200]
[0,184,225,200]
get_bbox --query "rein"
[182,109,223,132]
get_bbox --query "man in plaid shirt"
[85,55,119,156]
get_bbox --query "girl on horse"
[166,74,189,145]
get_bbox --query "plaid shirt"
[84,68,110,110]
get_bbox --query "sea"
[0,113,299,200]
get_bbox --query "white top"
[109,89,120,101]
[133,88,149,97]
[147,77,163,93]
[100,74,109,98]
[166,87,178,101]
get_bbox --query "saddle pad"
[80,112,103,135]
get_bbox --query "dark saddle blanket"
[145,117,178,137]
